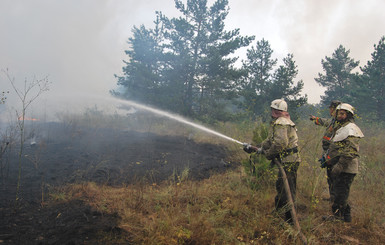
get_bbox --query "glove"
[243,143,254,153]
[256,147,263,154]
[243,143,260,154]
[318,155,327,168]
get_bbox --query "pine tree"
[116,0,253,120]
[270,54,307,118]
[315,45,359,105]
[115,14,165,106]
[162,0,253,118]
[240,39,277,118]
[353,36,385,121]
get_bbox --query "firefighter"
[244,99,301,224]
[324,103,364,222]
[310,100,342,202]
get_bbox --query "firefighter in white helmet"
[323,103,364,222]
[270,98,288,112]
[243,98,301,224]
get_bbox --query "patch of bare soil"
[0,122,238,244]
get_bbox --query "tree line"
[315,38,385,121]
[114,0,385,122]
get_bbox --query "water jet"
[109,97,244,145]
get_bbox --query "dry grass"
[48,112,385,244]
[58,169,290,244]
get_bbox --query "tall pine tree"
[240,39,277,118]
[239,40,307,119]
[116,0,253,120]
[351,36,385,121]
[162,0,253,119]
[270,53,307,118]
[115,14,166,106]
[315,45,359,105]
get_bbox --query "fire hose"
[242,143,307,244]
[272,157,307,245]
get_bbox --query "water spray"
[107,98,306,242]
[109,97,245,146]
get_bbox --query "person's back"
[261,116,300,163]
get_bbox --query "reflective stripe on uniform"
[323,136,331,141]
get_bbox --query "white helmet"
[336,103,355,115]
[270,99,288,112]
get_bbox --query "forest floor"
[0,121,236,244]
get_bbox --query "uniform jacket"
[328,120,364,174]
[261,117,301,163]
[313,117,337,151]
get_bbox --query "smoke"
[0,0,179,120]
[1,0,384,120]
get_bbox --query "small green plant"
[242,122,275,189]
[49,190,68,201]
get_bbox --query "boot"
[285,211,293,225]
[344,214,352,222]
[343,205,352,222]
[323,205,343,222]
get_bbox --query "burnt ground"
[0,122,239,244]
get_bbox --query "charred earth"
[0,121,237,244]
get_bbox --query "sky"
[1,0,384,120]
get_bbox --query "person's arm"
[310,116,330,127]
[264,125,288,159]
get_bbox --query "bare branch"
[2,68,51,202]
